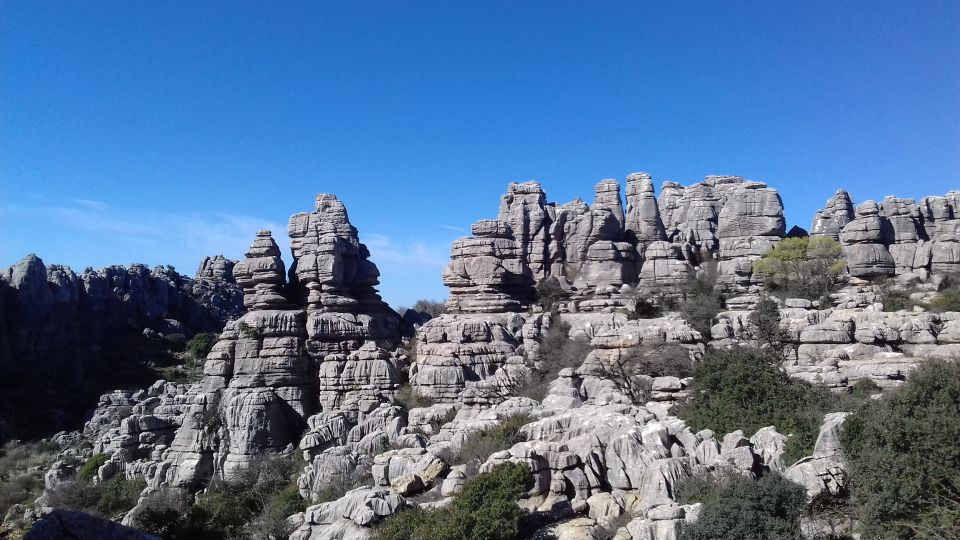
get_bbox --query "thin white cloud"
[72,198,111,211]
[362,232,449,269]
[438,224,468,234]
[2,201,286,274]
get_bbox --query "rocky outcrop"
[0,253,244,438]
[159,194,403,488]
[817,190,960,279]
[440,173,787,318]
[811,190,855,241]
[25,509,160,540]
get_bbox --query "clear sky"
[2,1,958,308]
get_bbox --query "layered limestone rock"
[839,201,897,278]
[817,190,960,279]
[711,293,960,391]
[443,220,533,313]
[625,173,667,250]
[811,190,855,240]
[438,173,788,319]
[158,194,403,488]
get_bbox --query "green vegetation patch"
[373,461,534,540]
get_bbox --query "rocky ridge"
[14,175,960,540]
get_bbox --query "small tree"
[518,313,591,401]
[753,237,845,300]
[750,296,783,350]
[535,276,567,312]
[678,263,724,336]
[186,332,217,361]
[413,299,447,317]
[841,360,960,539]
[590,344,693,405]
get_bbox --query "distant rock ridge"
[813,190,960,279]
[0,253,244,438]
[444,173,787,315]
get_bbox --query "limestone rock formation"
[811,190,855,240]
[156,194,403,488]
[816,189,960,279]
[0,253,243,438]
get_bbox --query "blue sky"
[2,1,958,308]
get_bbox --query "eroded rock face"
[819,190,960,279]
[158,195,403,488]
[438,174,788,319]
[0,253,244,437]
[811,190,856,241]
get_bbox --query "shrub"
[929,286,960,312]
[186,332,217,361]
[373,462,533,540]
[876,279,921,312]
[677,263,724,336]
[677,472,806,540]
[535,276,567,312]
[0,440,60,516]
[588,344,693,405]
[96,474,146,516]
[394,384,434,410]
[133,453,308,539]
[520,313,591,401]
[77,453,110,482]
[46,479,102,513]
[413,299,447,318]
[752,236,845,300]
[449,414,530,465]
[674,347,839,464]
[750,296,783,350]
[841,360,960,539]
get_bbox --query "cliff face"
[0,254,244,439]
[158,194,404,488]
[16,176,960,540]
[815,190,960,279]
[444,174,787,315]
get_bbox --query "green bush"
[841,360,960,539]
[750,297,783,349]
[133,453,308,539]
[96,474,146,516]
[448,414,530,465]
[677,472,806,540]
[186,332,217,361]
[929,286,960,312]
[373,462,533,540]
[752,236,845,300]
[677,262,724,336]
[535,277,567,312]
[77,453,110,481]
[674,347,839,464]
[0,440,60,516]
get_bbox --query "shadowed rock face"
[815,190,960,279]
[0,253,244,438]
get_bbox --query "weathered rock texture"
[814,190,960,279]
[442,174,787,318]
[157,194,403,488]
[0,254,243,438]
